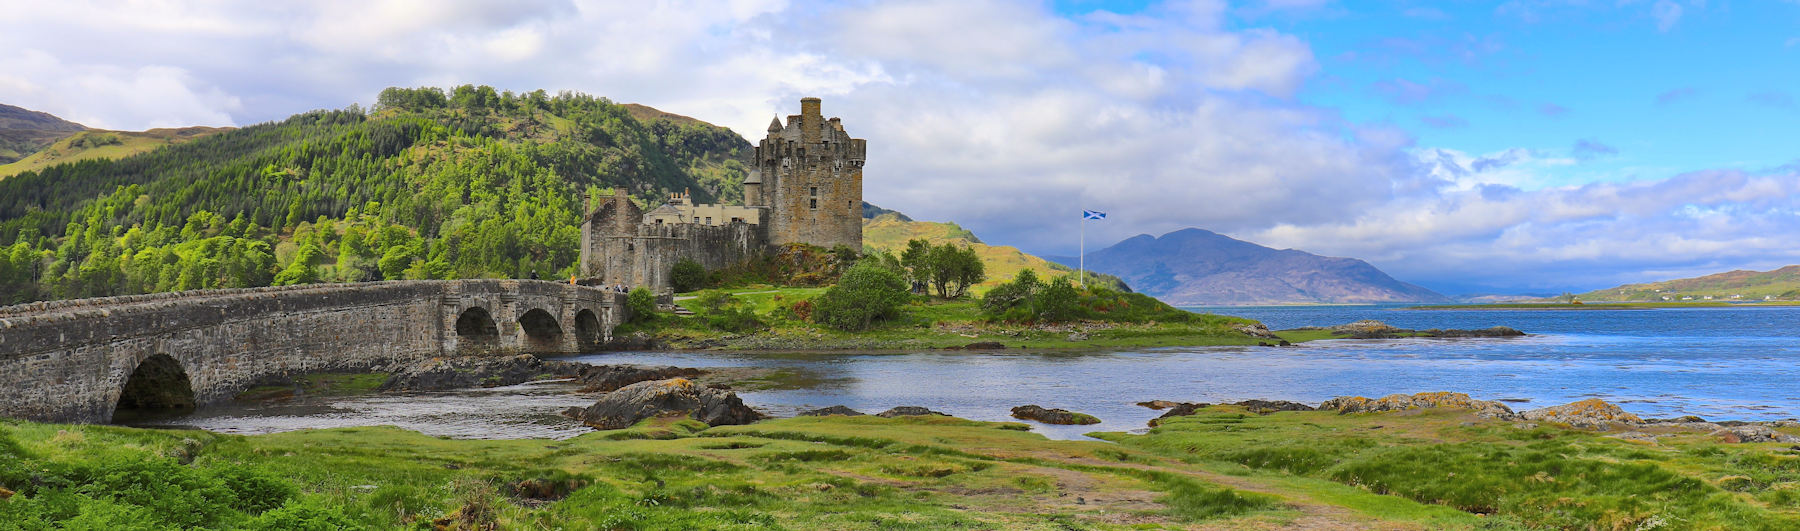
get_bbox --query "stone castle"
[579,98,866,290]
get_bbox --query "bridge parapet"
[0,280,623,424]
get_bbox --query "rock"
[1231,323,1278,339]
[1641,415,1709,424]
[1320,392,1519,420]
[1066,332,1090,342]
[876,406,950,418]
[799,405,866,417]
[1520,399,1641,429]
[1010,405,1101,425]
[963,341,1006,350]
[1148,402,1212,427]
[1426,326,1526,338]
[1234,399,1315,415]
[572,378,765,430]
[380,355,584,392]
[1332,320,1402,336]
[1136,400,1184,410]
[574,364,703,392]
[1711,425,1800,444]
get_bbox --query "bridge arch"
[112,353,195,422]
[519,308,563,352]
[455,306,501,354]
[574,309,601,351]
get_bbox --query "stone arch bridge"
[0,280,627,424]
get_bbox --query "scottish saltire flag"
[1083,210,1106,220]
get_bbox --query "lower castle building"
[579,98,865,291]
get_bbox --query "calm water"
[132,305,1800,440]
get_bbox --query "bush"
[693,290,734,312]
[670,259,707,293]
[1033,277,1081,322]
[813,262,909,331]
[626,287,657,323]
[707,308,765,333]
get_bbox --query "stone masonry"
[579,97,865,290]
[0,280,623,424]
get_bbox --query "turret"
[743,169,763,206]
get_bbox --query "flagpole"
[1079,213,1085,290]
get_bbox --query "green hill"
[0,127,230,178]
[861,213,1129,293]
[0,103,88,165]
[0,86,752,304]
[1572,265,1800,302]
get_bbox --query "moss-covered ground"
[629,286,1276,351]
[12,403,1797,529]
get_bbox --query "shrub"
[693,290,733,312]
[707,308,766,333]
[670,259,707,293]
[813,262,909,331]
[626,287,657,323]
[1033,277,1081,322]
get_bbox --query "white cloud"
[0,0,1794,294]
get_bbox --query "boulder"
[1010,405,1101,425]
[1331,320,1403,336]
[572,378,764,430]
[1520,399,1641,429]
[876,406,950,418]
[1136,400,1184,410]
[963,341,1006,350]
[1234,399,1315,415]
[1148,402,1212,427]
[1066,332,1090,342]
[1320,392,1519,420]
[1711,425,1800,444]
[380,355,584,392]
[575,365,703,392]
[1425,326,1526,338]
[1231,323,1279,339]
[799,405,866,417]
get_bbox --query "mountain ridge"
[1572,265,1800,302]
[1052,227,1449,306]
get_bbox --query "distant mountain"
[0,103,87,165]
[862,212,1128,293]
[1573,266,1800,302]
[1051,228,1450,306]
[0,126,231,178]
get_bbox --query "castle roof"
[645,203,684,218]
[743,169,762,184]
[767,116,783,133]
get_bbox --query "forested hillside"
[0,86,753,304]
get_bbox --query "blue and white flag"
[1083,210,1107,220]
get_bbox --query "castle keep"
[579,98,865,290]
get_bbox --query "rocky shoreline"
[1140,391,1800,444]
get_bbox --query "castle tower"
[750,97,865,250]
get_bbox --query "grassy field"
[643,285,1277,350]
[861,214,1120,294]
[8,403,1796,529]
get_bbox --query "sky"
[1,0,1797,295]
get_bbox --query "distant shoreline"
[1406,301,1800,310]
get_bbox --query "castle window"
[810,198,818,209]
[705,217,712,224]
[693,217,700,223]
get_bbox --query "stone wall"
[758,98,865,251]
[0,280,620,424]
[581,192,765,291]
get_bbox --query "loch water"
[131,304,1800,441]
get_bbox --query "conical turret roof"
[767,116,783,133]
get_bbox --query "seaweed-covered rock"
[1148,402,1212,427]
[799,405,866,417]
[876,406,950,418]
[1010,405,1101,425]
[1710,425,1800,444]
[1136,400,1185,410]
[380,355,582,392]
[1234,399,1315,414]
[575,365,703,392]
[1520,399,1640,429]
[1320,392,1519,420]
[574,378,764,430]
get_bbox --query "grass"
[13,403,1792,528]
[646,285,1278,351]
[1100,405,1800,530]
[0,415,1306,529]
